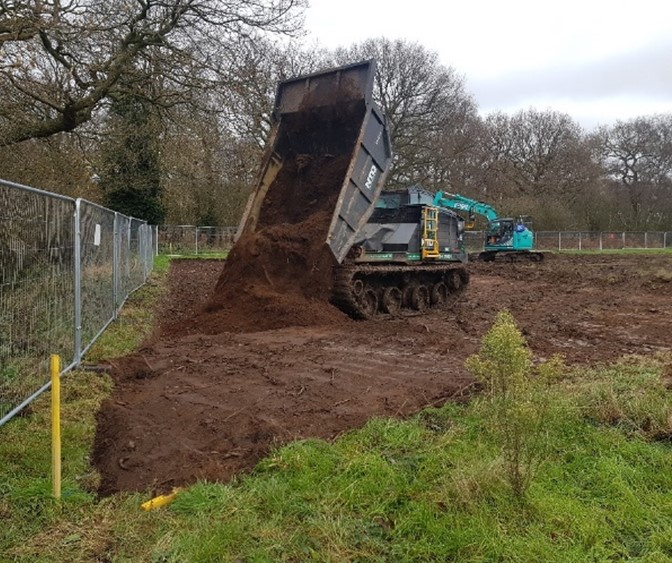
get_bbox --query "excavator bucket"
[236,60,393,264]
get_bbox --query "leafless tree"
[157,38,330,225]
[478,109,601,228]
[332,38,479,188]
[0,0,306,146]
[483,109,589,196]
[0,131,97,196]
[160,101,260,225]
[595,114,672,228]
[218,37,329,149]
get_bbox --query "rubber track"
[479,251,544,262]
[331,263,469,319]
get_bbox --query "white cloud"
[472,37,672,128]
[305,0,672,126]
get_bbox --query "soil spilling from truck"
[185,156,350,334]
[163,101,367,336]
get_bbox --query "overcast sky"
[303,0,672,130]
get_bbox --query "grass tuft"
[567,353,672,441]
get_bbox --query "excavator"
[431,190,544,262]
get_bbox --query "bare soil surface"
[93,253,672,496]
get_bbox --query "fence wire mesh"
[465,230,671,253]
[0,179,155,426]
[159,226,671,256]
[158,225,237,255]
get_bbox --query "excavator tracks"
[478,250,545,262]
[331,263,470,319]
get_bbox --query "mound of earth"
[162,96,368,336]
[162,156,352,337]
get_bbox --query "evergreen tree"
[98,95,165,224]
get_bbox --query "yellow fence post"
[51,354,61,499]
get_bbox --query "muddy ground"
[93,254,672,495]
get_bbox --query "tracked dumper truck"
[236,60,469,319]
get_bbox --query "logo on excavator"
[453,202,470,211]
[365,165,378,191]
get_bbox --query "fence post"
[113,212,119,317]
[579,232,582,251]
[644,231,648,249]
[558,231,561,251]
[665,232,668,249]
[599,232,603,251]
[195,226,199,255]
[622,232,626,249]
[142,224,148,281]
[73,199,82,365]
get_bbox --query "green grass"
[0,255,174,562]
[84,255,170,363]
[1,254,671,562]
[160,251,229,259]
[555,248,672,255]
[149,369,671,563]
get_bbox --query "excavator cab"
[485,218,533,251]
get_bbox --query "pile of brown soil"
[161,155,352,337]
[162,100,368,336]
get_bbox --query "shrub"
[466,310,565,497]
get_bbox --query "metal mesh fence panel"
[532,231,672,251]
[159,225,198,255]
[643,232,665,249]
[158,225,236,255]
[195,226,236,254]
[624,232,646,249]
[0,179,155,426]
[559,232,581,250]
[116,215,131,309]
[602,232,624,250]
[78,201,116,358]
[128,218,146,295]
[576,232,601,250]
[0,181,76,422]
[114,216,151,309]
[534,232,560,251]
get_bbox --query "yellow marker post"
[51,354,61,499]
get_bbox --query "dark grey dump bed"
[236,60,393,264]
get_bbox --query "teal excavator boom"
[432,191,499,222]
[432,190,544,262]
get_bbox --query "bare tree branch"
[0,0,306,146]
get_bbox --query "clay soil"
[93,253,672,496]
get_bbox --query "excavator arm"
[432,191,500,223]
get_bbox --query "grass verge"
[0,255,172,562]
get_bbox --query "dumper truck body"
[237,60,469,318]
